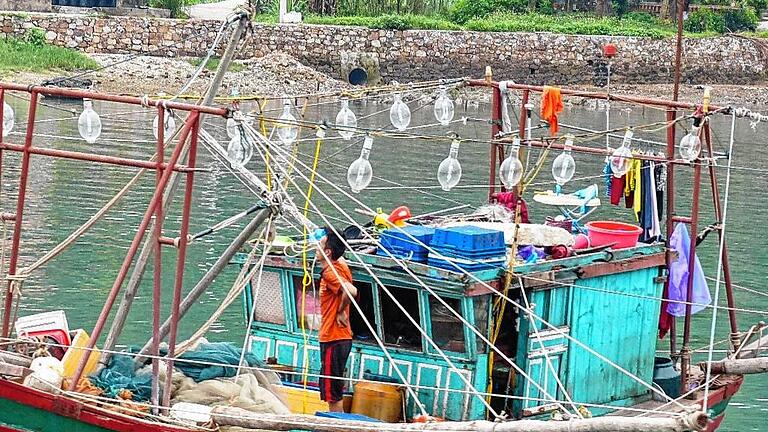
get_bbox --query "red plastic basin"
[585,221,643,249]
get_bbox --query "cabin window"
[349,281,377,343]
[292,275,321,331]
[252,271,286,325]
[474,296,490,354]
[429,296,465,353]
[380,286,423,350]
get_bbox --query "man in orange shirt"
[316,227,357,412]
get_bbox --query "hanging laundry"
[655,162,666,220]
[495,191,530,223]
[665,223,711,317]
[648,162,662,240]
[632,159,642,218]
[603,162,612,198]
[610,174,625,206]
[540,86,564,135]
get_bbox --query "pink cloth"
[496,192,530,223]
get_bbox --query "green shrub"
[149,0,189,18]
[684,8,726,32]
[24,27,46,46]
[449,0,527,24]
[464,12,673,38]
[0,36,99,73]
[723,7,759,31]
[372,14,410,29]
[685,7,757,32]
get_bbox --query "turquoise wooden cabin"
[236,243,666,421]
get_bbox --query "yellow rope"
[299,128,323,411]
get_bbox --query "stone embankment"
[1,12,766,86]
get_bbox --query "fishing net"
[173,373,289,416]
[90,342,270,402]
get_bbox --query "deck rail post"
[1,90,38,338]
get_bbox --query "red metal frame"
[1,90,38,338]
[467,78,741,395]
[162,113,201,408]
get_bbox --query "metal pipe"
[1,91,38,338]
[672,0,685,101]
[0,142,190,172]
[136,208,273,361]
[664,108,678,357]
[0,83,228,117]
[702,124,739,337]
[466,80,726,113]
[489,80,502,201]
[680,157,703,392]
[162,114,200,409]
[68,110,200,389]
[150,105,165,412]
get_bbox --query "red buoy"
[603,43,617,58]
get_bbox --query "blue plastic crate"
[430,225,506,255]
[377,246,429,262]
[379,226,434,261]
[430,244,507,260]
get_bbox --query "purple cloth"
[667,223,711,317]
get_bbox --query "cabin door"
[513,286,571,417]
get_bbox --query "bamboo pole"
[210,408,709,432]
[99,12,250,367]
[135,207,273,363]
[700,357,768,375]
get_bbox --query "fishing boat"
[0,10,766,432]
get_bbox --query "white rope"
[247,126,577,417]
[703,113,736,407]
[252,127,684,409]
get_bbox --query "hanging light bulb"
[152,109,176,140]
[609,129,634,177]
[277,98,298,146]
[226,117,239,139]
[347,135,374,193]
[336,97,357,140]
[389,93,411,131]
[434,85,455,126]
[499,137,524,188]
[226,122,253,168]
[679,117,702,162]
[552,135,576,193]
[2,101,14,138]
[78,99,102,144]
[437,138,462,191]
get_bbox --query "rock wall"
[1,12,765,85]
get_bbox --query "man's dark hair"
[323,226,346,261]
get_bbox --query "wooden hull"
[0,379,192,432]
[0,375,744,431]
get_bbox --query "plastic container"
[430,225,505,253]
[585,221,642,249]
[351,381,403,422]
[378,226,434,263]
[652,356,681,399]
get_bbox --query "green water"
[3,95,766,430]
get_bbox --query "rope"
[703,113,736,407]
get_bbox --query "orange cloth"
[540,86,564,135]
[319,259,354,343]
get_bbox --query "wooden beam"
[701,357,768,375]
[210,407,709,432]
[576,253,667,280]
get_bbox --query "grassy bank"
[0,35,98,73]
[250,12,730,39]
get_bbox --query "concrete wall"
[1,12,766,85]
[0,1,51,12]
